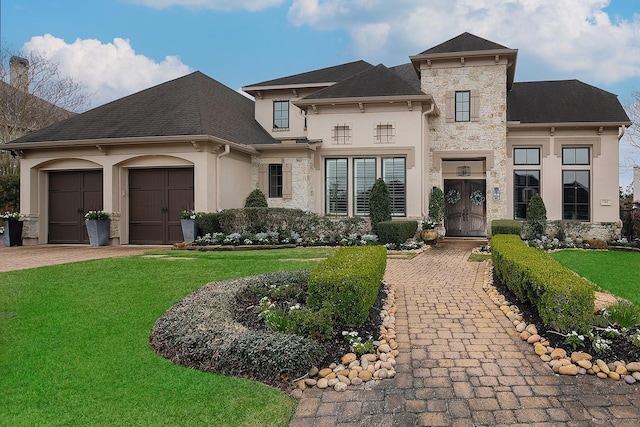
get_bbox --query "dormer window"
[273,100,289,129]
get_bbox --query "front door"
[444,179,486,237]
[49,170,103,244]
[129,168,194,244]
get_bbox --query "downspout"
[619,125,626,141]
[422,102,436,218]
[216,144,231,211]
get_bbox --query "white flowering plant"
[342,331,374,355]
[84,210,109,220]
[563,331,585,350]
[180,210,200,220]
[0,211,20,221]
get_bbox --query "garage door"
[129,168,194,244]
[49,170,103,244]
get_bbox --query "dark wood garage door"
[129,168,194,244]
[49,170,103,244]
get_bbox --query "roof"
[243,60,374,88]
[8,71,275,146]
[419,32,509,55]
[301,64,425,100]
[389,63,421,92]
[507,80,631,124]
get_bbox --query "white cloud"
[287,0,640,85]
[129,0,284,12]
[22,34,192,109]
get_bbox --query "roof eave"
[253,141,321,152]
[409,48,519,63]
[242,82,334,96]
[294,94,435,108]
[2,134,260,155]
[507,120,632,128]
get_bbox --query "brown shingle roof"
[507,80,631,124]
[9,71,275,146]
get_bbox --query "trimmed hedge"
[307,246,387,326]
[377,220,418,245]
[491,235,594,333]
[491,219,522,236]
[197,212,221,235]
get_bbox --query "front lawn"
[0,248,333,426]
[549,250,640,305]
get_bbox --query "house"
[3,33,631,245]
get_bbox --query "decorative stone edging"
[291,282,399,398]
[483,262,640,385]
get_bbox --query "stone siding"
[251,155,315,211]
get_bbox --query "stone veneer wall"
[422,63,509,231]
[251,156,315,211]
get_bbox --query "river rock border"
[291,281,399,398]
[483,262,640,385]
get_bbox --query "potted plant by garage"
[180,210,200,243]
[420,218,438,242]
[84,210,110,247]
[1,211,23,247]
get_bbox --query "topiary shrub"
[307,246,386,327]
[525,193,547,238]
[491,219,522,236]
[0,174,19,212]
[244,188,268,208]
[369,178,391,235]
[428,187,445,223]
[377,220,418,245]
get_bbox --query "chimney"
[10,56,29,92]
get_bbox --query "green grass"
[0,247,334,427]
[549,250,640,305]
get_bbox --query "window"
[455,91,470,122]
[563,171,590,221]
[514,148,540,165]
[325,158,348,215]
[268,164,283,198]
[353,158,376,215]
[382,157,406,216]
[333,125,351,144]
[273,100,289,129]
[563,147,590,165]
[375,124,394,144]
[513,170,540,220]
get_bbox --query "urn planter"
[2,220,23,247]
[85,219,110,247]
[420,229,438,242]
[181,219,198,242]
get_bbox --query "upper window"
[563,147,590,165]
[375,124,394,144]
[333,125,351,145]
[325,158,348,215]
[514,148,540,165]
[455,91,470,122]
[353,158,377,215]
[273,101,289,129]
[382,157,406,216]
[268,164,283,198]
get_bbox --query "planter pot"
[85,219,110,247]
[2,220,23,247]
[435,223,446,240]
[421,229,438,242]
[181,219,198,242]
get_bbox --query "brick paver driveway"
[290,240,640,427]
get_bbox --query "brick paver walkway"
[290,240,640,427]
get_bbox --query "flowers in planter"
[421,218,436,230]
[0,211,20,221]
[84,210,109,220]
[180,210,200,220]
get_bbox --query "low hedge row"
[491,235,594,333]
[307,246,387,327]
[377,220,418,245]
[491,219,522,236]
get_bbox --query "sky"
[1,0,639,188]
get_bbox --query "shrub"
[197,212,221,235]
[632,210,640,240]
[491,219,522,236]
[377,220,418,245]
[244,188,268,208]
[0,174,19,212]
[369,178,391,235]
[307,246,386,326]
[288,302,335,341]
[491,234,594,333]
[605,300,640,328]
[428,187,445,223]
[525,193,547,238]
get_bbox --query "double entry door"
[444,179,486,237]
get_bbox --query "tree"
[525,193,547,238]
[244,188,268,207]
[628,89,639,147]
[369,178,391,235]
[428,187,445,223]
[0,49,89,176]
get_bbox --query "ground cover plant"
[0,248,332,426]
